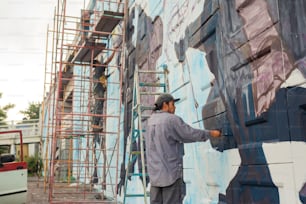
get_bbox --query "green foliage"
[20,102,41,121]
[25,154,43,176]
[70,176,76,182]
[0,92,15,125]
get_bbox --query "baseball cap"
[154,93,180,110]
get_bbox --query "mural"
[119,0,306,203]
[180,0,306,203]
[200,1,306,203]
[41,0,306,203]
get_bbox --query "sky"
[0,0,87,121]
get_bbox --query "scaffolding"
[42,0,126,203]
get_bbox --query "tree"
[0,92,15,125]
[20,102,41,121]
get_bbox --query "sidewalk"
[26,177,117,203]
[27,177,49,204]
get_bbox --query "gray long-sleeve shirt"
[145,110,210,187]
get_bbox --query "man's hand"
[209,130,221,138]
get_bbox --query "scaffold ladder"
[44,0,126,203]
[123,65,169,204]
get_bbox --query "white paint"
[281,68,306,88]
[263,141,306,204]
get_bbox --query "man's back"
[146,111,184,187]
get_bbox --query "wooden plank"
[94,11,123,34]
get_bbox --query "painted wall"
[72,65,90,182]
[41,0,306,203]
[120,0,306,203]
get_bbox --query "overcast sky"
[0,0,87,121]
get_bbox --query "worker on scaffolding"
[145,93,221,204]
[91,46,118,131]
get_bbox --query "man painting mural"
[91,47,118,190]
[146,93,221,204]
[91,48,117,131]
[119,0,306,203]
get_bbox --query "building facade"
[42,0,306,203]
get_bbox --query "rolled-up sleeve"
[169,115,210,143]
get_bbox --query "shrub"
[25,154,43,176]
